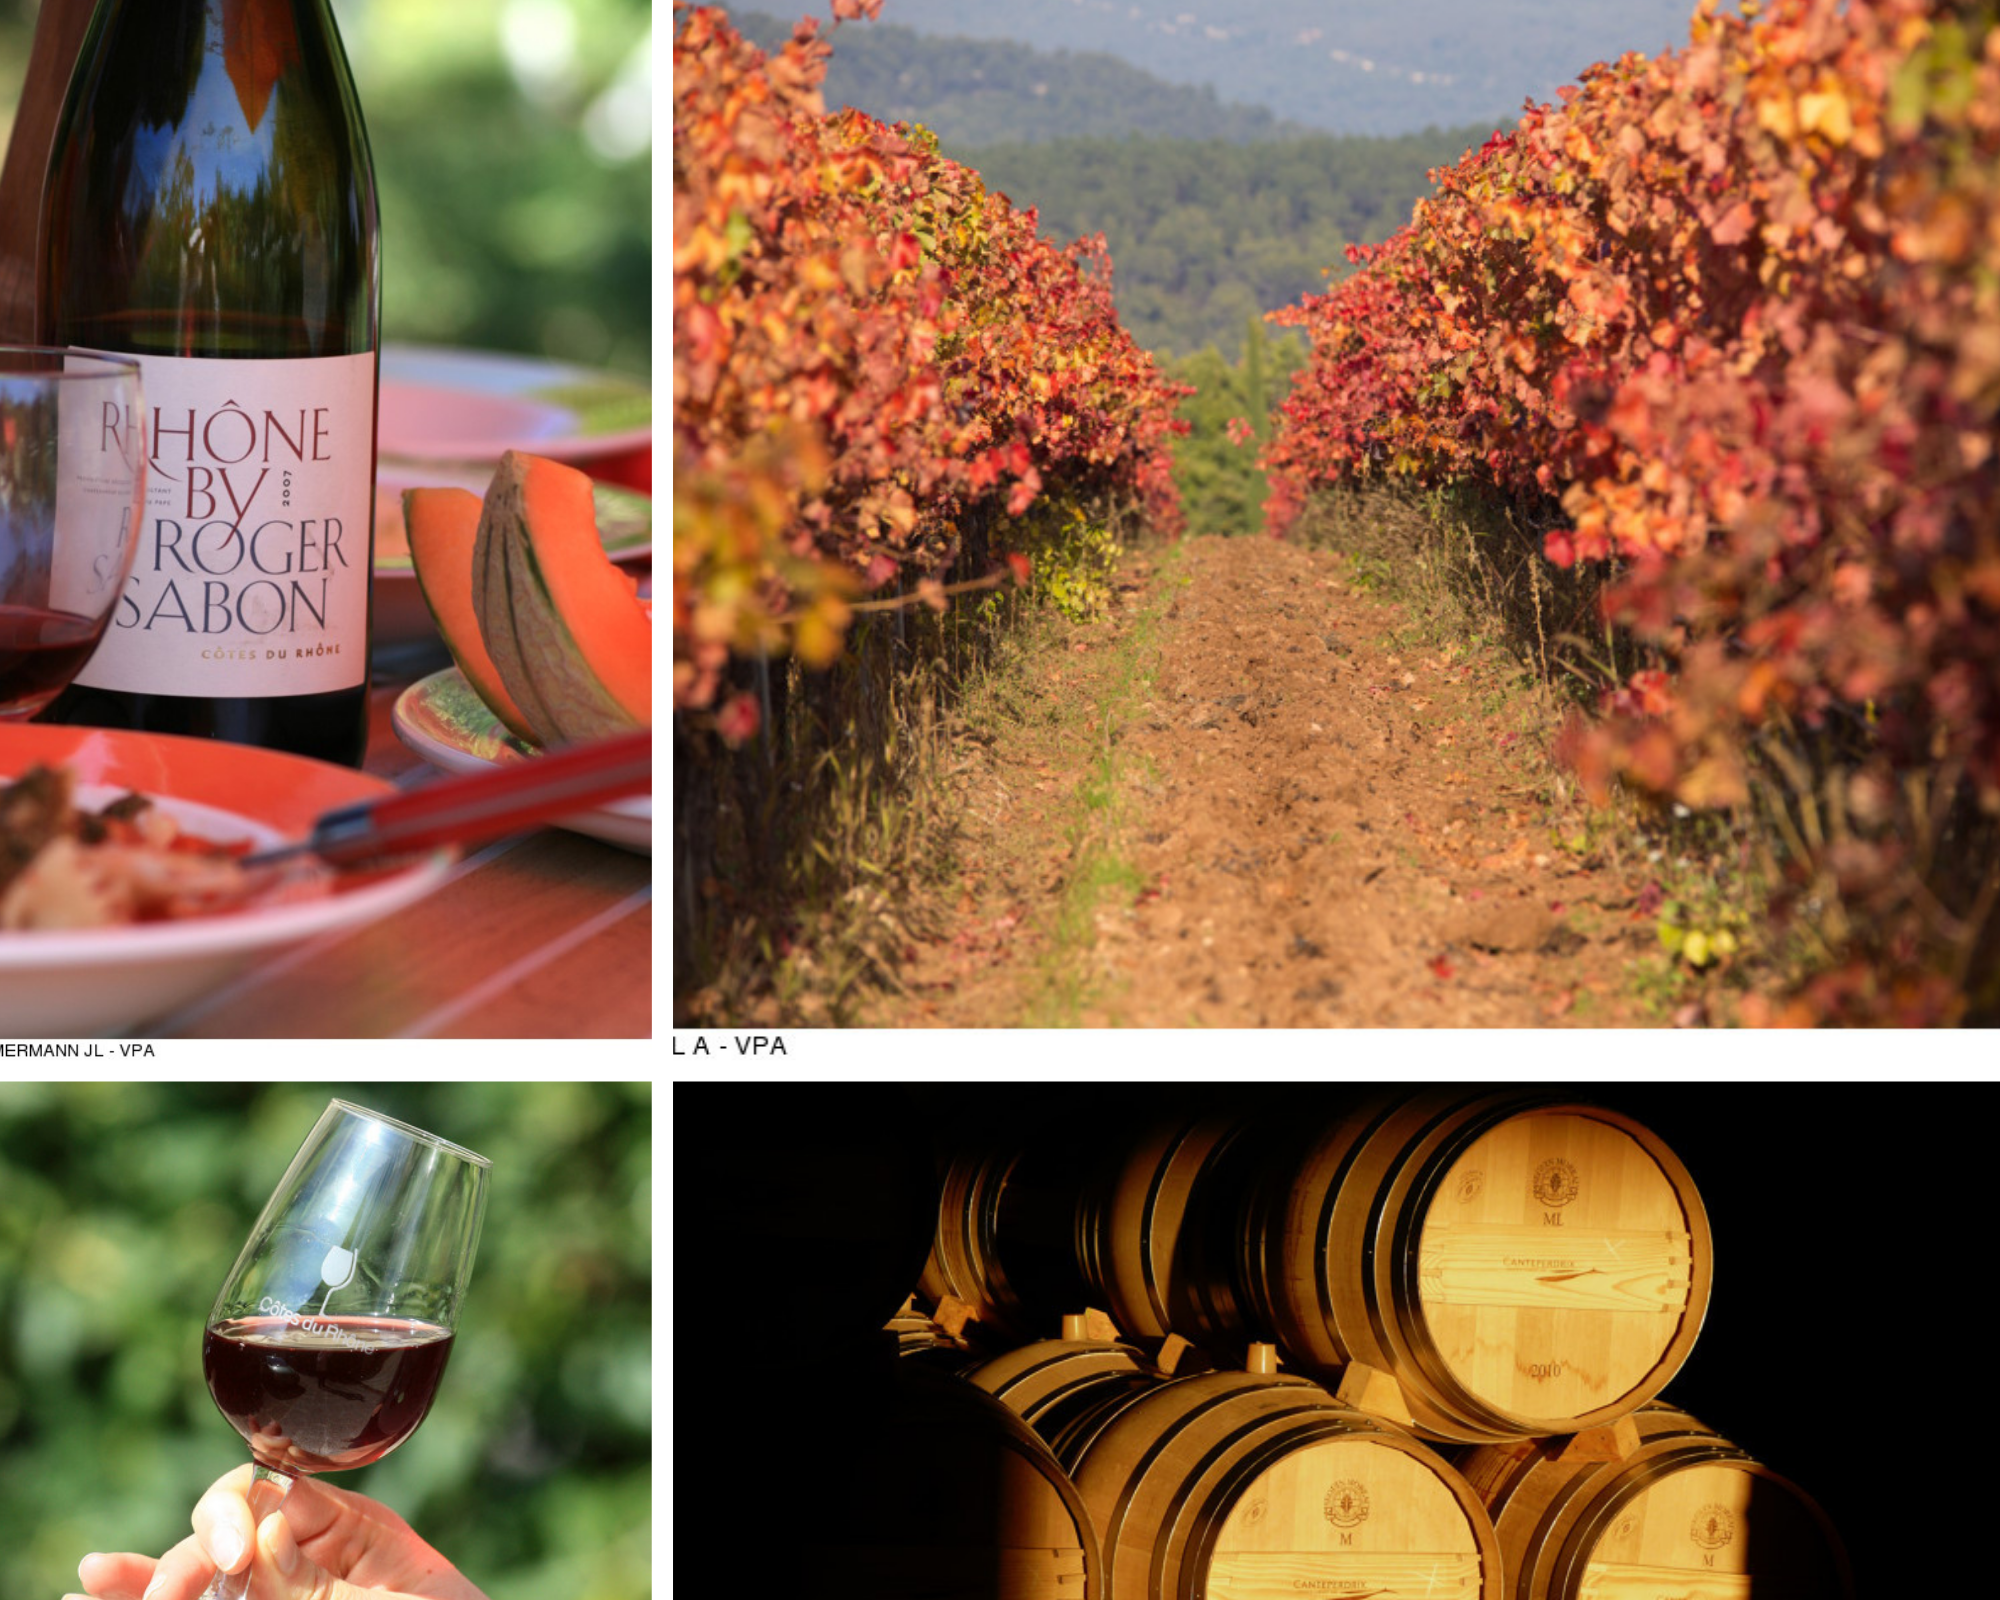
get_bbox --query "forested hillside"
[730,10,1311,143]
[817,0,1712,134]
[965,130,1496,359]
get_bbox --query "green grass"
[1017,547,1182,1025]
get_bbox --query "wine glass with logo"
[0,347,145,719]
[197,1100,491,1600]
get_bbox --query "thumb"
[249,1513,380,1600]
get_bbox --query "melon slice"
[402,486,540,745]
[472,450,652,744]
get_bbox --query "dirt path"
[868,534,1666,1027]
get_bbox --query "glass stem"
[197,1462,296,1600]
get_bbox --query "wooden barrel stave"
[923,1135,1099,1344]
[968,1338,1162,1440]
[1077,1114,1262,1356]
[1067,1371,1501,1600]
[1456,1404,1852,1600]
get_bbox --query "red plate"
[0,725,455,1037]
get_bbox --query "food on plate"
[0,765,314,931]
[405,450,651,748]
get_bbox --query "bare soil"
[865,534,1670,1027]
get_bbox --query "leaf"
[1711,200,1756,247]
[1797,86,1853,145]
[1006,465,1043,516]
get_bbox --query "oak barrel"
[1073,1113,1261,1353]
[798,1359,1105,1600]
[1242,1089,1713,1443]
[1064,1369,1502,1600]
[1455,1403,1852,1599]
[920,1134,1096,1344]
[966,1336,1161,1454]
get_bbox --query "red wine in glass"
[0,604,109,716]
[0,347,146,723]
[195,1101,489,1600]
[202,1315,456,1474]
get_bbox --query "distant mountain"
[728,11,1316,143]
[760,0,1713,137]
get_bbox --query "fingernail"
[264,1512,299,1578]
[212,1521,246,1572]
[141,1576,166,1600]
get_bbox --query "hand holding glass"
[196,1101,490,1600]
[0,347,144,720]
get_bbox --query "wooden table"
[146,446,655,1040]
[142,690,652,1040]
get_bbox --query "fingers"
[254,1512,304,1597]
[77,1534,211,1600]
[74,1551,155,1600]
[249,1510,358,1600]
[86,1469,260,1600]
[193,1464,260,1580]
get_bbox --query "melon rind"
[404,487,541,745]
[472,451,649,745]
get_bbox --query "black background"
[676,1078,1981,1594]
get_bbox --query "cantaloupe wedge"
[402,486,540,745]
[471,451,652,744]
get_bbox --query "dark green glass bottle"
[37,0,381,767]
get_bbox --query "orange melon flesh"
[474,451,652,743]
[403,487,540,744]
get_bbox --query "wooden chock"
[1335,1359,1418,1426]
[1246,1341,1278,1376]
[1556,1414,1643,1463]
[1061,1312,1087,1342]
[933,1293,976,1340]
[1080,1307,1120,1342]
[1157,1333,1215,1377]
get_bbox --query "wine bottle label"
[65,350,375,697]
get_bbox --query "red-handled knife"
[243,729,652,868]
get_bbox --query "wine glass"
[0,347,145,719]
[197,1100,491,1600]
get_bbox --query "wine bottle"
[36,0,381,767]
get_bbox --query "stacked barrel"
[888,1087,1853,1600]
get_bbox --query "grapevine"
[1264,0,2000,1019]
[672,3,1189,728]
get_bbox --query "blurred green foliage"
[0,1082,651,1600]
[1170,318,1305,537]
[1,0,652,379]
